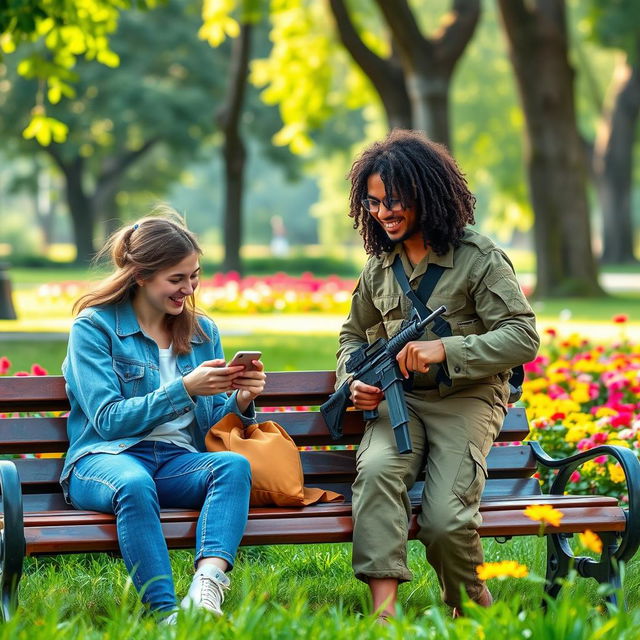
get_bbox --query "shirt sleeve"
[64,315,196,441]
[336,269,382,389]
[440,249,540,380]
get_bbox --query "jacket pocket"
[452,441,488,507]
[113,357,145,395]
[372,295,405,339]
[484,268,529,314]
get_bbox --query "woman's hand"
[182,359,244,397]
[349,379,383,411]
[395,339,446,378]
[233,359,266,412]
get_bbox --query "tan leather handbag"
[205,414,343,507]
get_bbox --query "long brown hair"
[347,129,476,256]
[74,207,207,354]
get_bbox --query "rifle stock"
[319,382,351,440]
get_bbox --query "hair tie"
[132,224,139,231]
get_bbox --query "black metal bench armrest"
[0,460,24,621]
[528,440,640,563]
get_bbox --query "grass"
[530,295,640,323]
[8,538,640,637]
[0,334,340,375]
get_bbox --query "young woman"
[61,211,265,622]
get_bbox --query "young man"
[337,130,539,618]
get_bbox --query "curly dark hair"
[347,129,476,256]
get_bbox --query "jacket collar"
[381,242,454,282]
[115,298,204,344]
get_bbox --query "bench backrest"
[0,372,539,511]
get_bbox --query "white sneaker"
[159,611,178,626]
[180,565,230,615]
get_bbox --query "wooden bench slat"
[24,503,627,555]
[0,408,528,454]
[18,477,542,514]
[9,446,538,495]
[0,376,69,412]
[19,494,620,529]
[0,418,68,454]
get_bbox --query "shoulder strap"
[391,255,452,386]
[391,256,451,339]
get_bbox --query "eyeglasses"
[361,197,404,213]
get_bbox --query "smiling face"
[366,173,419,245]
[134,252,200,321]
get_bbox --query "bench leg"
[0,461,25,622]
[546,531,624,609]
[574,532,623,609]
[544,532,572,600]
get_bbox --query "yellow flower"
[476,560,529,581]
[595,407,618,418]
[565,427,587,443]
[569,387,590,405]
[578,530,603,554]
[523,504,564,528]
[608,463,626,484]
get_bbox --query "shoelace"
[199,575,225,611]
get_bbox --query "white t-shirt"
[143,346,197,452]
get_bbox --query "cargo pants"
[351,380,508,608]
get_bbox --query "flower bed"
[23,272,356,317]
[523,320,639,500]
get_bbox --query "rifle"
[320,305,447,454]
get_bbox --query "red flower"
[30,364,48,376]
[569,471,581,483]
[0,356,10,375]
[613,314,628,324]
[550,412,566,422]
[544,328,558,338]
[611,413,633,429]
[14,371,29,376]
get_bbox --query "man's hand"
[396,339,446,378]
[349,379,383,411]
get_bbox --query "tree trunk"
[404,71,452,146]
[498,0,602,297]
[374,0,480,147]
[51,156,95,265]
[327,0,412,129]
[595,50,640,265]
[33,159,55,249]
[98,189,121,240]
[218,22,252,275]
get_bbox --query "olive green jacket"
[336,229,540,394]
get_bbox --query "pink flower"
[0,356,10,375]
[30,364,48,376]
[594,456,608,464]
[14,371,29,376]
[569,471,581,483]
[611,413,633,429]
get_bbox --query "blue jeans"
[69,441,251,612]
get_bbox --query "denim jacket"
[60,299,256,502]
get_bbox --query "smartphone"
[227,351,262,372]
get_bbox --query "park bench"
[1,371,640,621]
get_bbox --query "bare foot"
[452,587,493,618]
